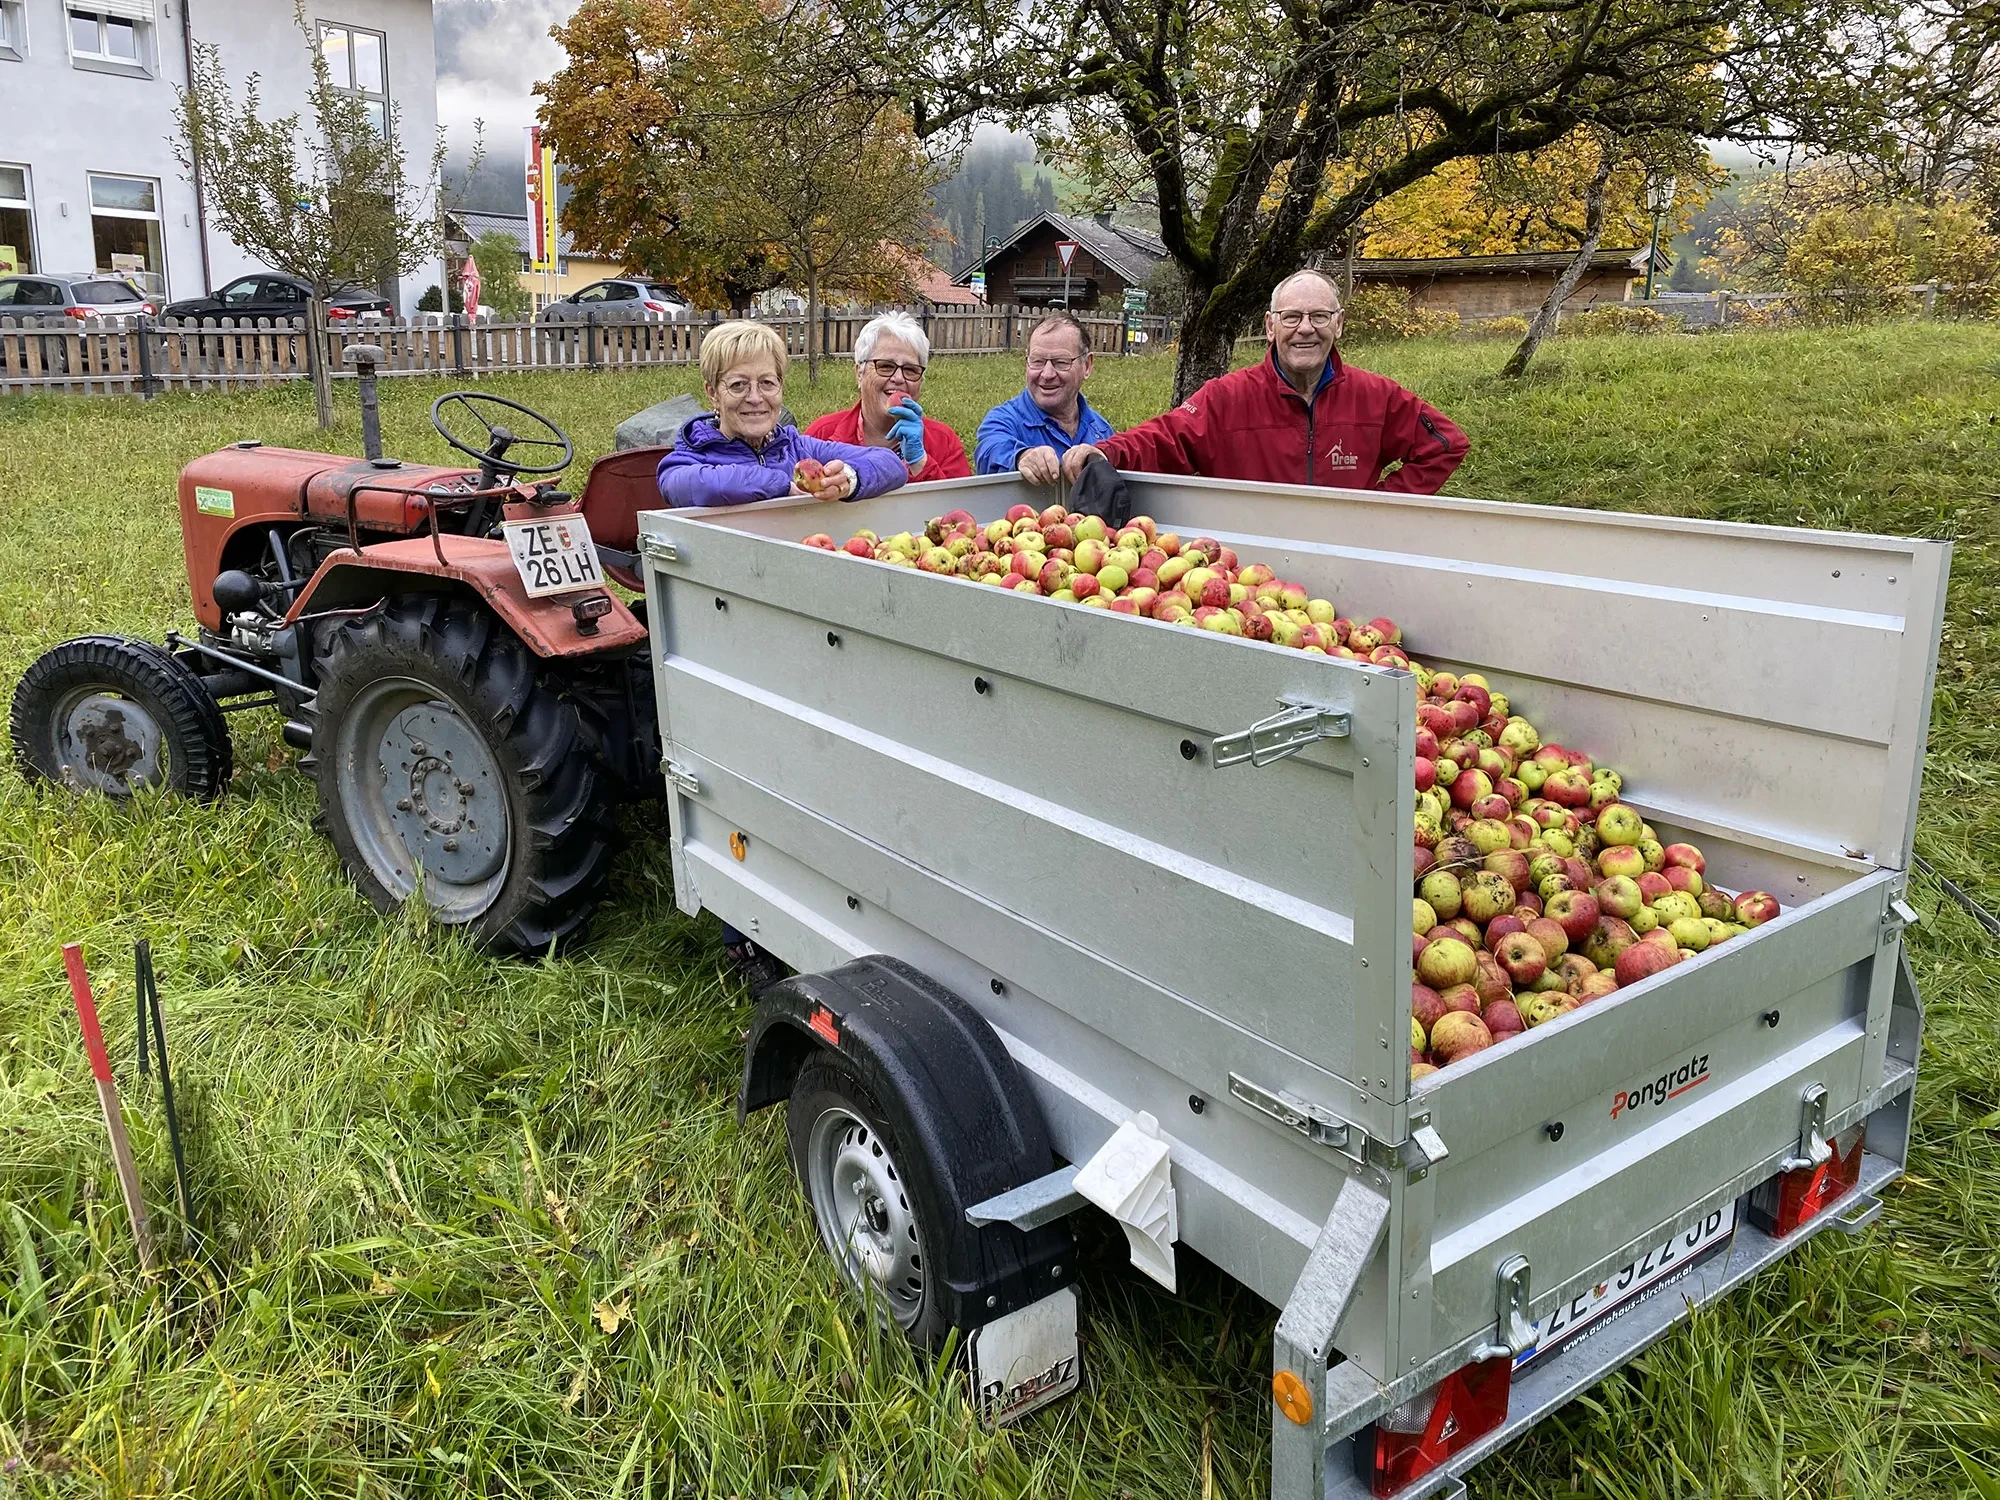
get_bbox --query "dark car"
[163,273,391,324]
[0,272,154,325]
[536,278,689,325]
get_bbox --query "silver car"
[0,272,155,327]
[536,278,690,324]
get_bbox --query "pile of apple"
[804,504,1411,654]
[801,505,1787,1085]
[1409,669,1782,1079]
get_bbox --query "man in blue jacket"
[974,313,1116,483]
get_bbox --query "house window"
[66,2,151,70]
[87,173,165,295]
[1,1,27,60]
[0,165,35,273]
[318,21,388,136]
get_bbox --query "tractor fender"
[288,536,646,659]
[742,954,1074,1326]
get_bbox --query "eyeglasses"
[865,359,925,380]
[1026,356,1079,373]
[1272,309,1339,329]
[719,374,783,398]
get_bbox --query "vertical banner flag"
[525,127,554,272]
[460,254,481,313]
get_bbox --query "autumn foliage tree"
[819,0,1893,399]
[539,0,938,359]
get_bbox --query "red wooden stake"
[62,943,155,1273]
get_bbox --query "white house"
[0,0,443,311]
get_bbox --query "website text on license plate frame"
[1513,1202,1736,1374]
[504,515,604,598]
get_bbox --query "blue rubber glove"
[886,398,927,468]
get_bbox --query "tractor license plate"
[1512,1202,1736,1374]
[504,514,604,598]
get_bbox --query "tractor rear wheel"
[310,595,614,952]
[11,635,233,800]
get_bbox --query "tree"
[469,231,532,320]
[699,95,939,382]
[822,0,1889,399]
[175,1,445,428]
[1502,138,1619,378]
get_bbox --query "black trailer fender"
[741,954,1073,1328]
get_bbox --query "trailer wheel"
[788,1053,951,1349]
[310,594,614,952]
[11,635,233,800]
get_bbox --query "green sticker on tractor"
[195,486,234,517]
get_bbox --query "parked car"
[0,272,154,326]
[163,274,391,324]
[536,279,689,324]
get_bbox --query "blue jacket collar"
[1266,346,1343,399]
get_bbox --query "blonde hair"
[700,319,789,390]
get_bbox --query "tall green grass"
[0,324,1996,1498]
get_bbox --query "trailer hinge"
[1210,697,1351,769]
[1471,1255,1537,1360]
[641,536,681,564]
[1405,1113,1449,1184]
[660,757,701,797]
[1780,1082,1832,1172]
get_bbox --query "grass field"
[1,324,1997,1499]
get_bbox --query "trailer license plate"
[503,515,604,597]
[1513,1203,1736,1374]
[967,1287,1080,1429]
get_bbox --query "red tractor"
[11,350,674,951]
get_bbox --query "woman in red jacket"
[1063,269,1468,494]
[804,312,972,480]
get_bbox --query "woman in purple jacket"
[657,320,909,507]
[656,319,904,992]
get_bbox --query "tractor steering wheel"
[429,392,574,483]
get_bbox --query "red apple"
[1614,941,1681,988]
[1483,997,1525,1038]
[1663,843,1707,874]
[841,536,876,558]
[1524,916,1569,960]
[1733,891,1782,927]
[1494,931,1547,987]
[1663,866,1706,897]
[1429,1011,1494,1065]
[1582,915,1639,970]
[1545,889,1601,942]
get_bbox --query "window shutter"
[90,0,156,21]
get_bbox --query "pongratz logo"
[1610,1054,1710,1119]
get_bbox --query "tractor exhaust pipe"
[342,343,387,461]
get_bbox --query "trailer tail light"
[1749,1121,1866,1238]
[1361,1356,1511,1497]
[326,306,357,320]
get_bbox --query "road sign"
[1056,241,1079,271]
[1123,286,1148,312]
[970,271,987,300]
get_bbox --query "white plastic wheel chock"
[1072,1110,1179,1292]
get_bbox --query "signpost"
[1056,240,1079,308]
[970,271,987,301]
[1121,285,1148,353]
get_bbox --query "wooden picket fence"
[0,305,1179,397]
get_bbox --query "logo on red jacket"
[1324,439,1360,472]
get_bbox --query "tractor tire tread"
[10,634,233,800]
[311,595,615,954]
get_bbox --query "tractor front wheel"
[11,635,233,800]
[310,595,614,952]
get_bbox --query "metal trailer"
[633,473,1946,1499]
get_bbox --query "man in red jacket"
[1061,269,1468,493]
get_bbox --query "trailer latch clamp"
[1780,1082,1832,1172]
[1210,698,1351,769]
[641,536,681,564]
[1228,1073,1353,1151]
[1471,1254,1537,1360]
[661,757,701,797]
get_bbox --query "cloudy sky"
[434,0,574,146]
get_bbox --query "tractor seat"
[304,459,487,532]
[579,446,672,589]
